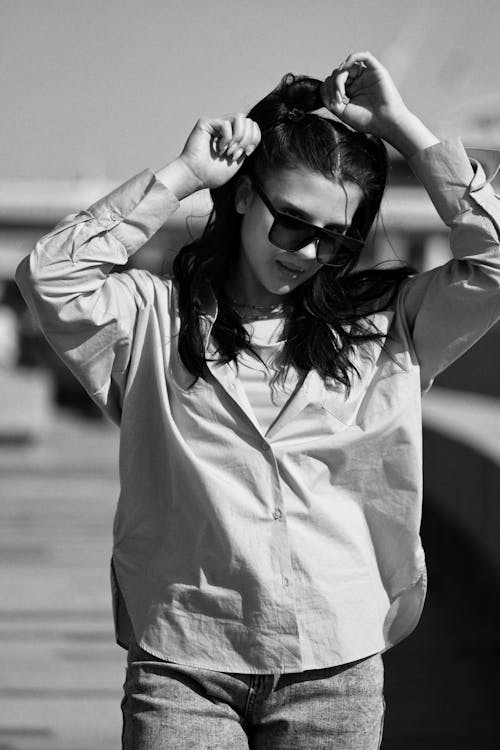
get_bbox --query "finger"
[335,70,350,103]
[344,74,368,98]
[210,118,233,154]
[247,120,261,155]
[210,115,260,161]
[340,51,382,73]
[236,121,261,160]
[231,118,255,157]
[347,60,367,78]
[321,70,349,110]
[320,86,348,119]
[226,113,247,157]
[231,116,263,161]
[243,118,262,155]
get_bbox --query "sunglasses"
[251,180,365,269]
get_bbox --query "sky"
[2,0,500,182]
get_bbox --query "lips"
[276,259,306,274]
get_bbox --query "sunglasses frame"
[251,180,365,269]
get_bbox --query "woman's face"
[228,166,363,306]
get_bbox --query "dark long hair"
[173,73,412,392]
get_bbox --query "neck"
[224,269,287,309]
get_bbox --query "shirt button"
[272,508,283,520]
[261,441,270,452]
[110,212,120,221]
[281,576,289,587]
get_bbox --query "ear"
[234,175,254,215]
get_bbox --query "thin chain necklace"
[230,298,291,321]
[229,298,287,310]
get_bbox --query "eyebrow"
[276,199,349,230]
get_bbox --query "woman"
[16,52,500,749]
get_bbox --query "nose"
[295,238,319,263]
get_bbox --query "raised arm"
[15,113,261,420]
[15,170,180,421]
[321,51,500,390]
[398,140,500,390]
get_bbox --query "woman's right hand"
[178,113,261,191]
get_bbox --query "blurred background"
[1,0,500,748]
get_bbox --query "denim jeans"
[121,638,385,749]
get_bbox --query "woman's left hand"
[320,51,408,138]
[320,51,438,157]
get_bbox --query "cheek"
[240,212,273,260]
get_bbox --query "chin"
[263,281,294,296]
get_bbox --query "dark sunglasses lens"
[269,217,314,251]
[318,230,364,267]
[317,238,353,266]
[268,209,365,267]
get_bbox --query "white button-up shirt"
[16,139,500,673]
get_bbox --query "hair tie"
[287,107,305,122]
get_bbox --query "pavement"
[0,410,122,750]
[1,404,499,750]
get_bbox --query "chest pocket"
[278,374,360,442]
[315,386,365,441]
[317,348,414,432]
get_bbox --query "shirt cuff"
[87,169,181,255]
[408,138,500,234]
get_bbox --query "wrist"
[155,157,204,201]
[384,110,439,159]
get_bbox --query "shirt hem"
[130,636,387,675]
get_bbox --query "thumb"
[319,80,349,118]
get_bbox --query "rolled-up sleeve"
[15,170,180,420]
[396,138,500,391]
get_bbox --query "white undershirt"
[237,317,300,433]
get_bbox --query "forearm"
[155,158,204,200]
[16,168,179,326]
[15,168,181,407]
[384,110,439,160]
[408,139,500,241]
